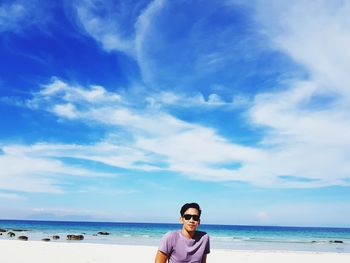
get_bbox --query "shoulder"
[162,230,179,241]
[164,230,178,237]
[196,230,209,238]
[158,231,179,255]
[194,231,210,243]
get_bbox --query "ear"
[179,217,184,224]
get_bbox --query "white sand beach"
[1,240,350,263]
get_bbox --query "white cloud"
[71,0,160,57]
[7,0,350,190]
[0,1,28,32]
[134,0,166,82]
[28,78,123,120]
[70,0,172,87]
[135,127,262,181]
[237,0,350,187]
[78,186,138,195]
[53,103,77,119]
[0,144,117,193]
[23,78,263,182]
[1,79,253,192]
[0,153,65,193]
[70,0,260,91]
[0,0,51,33]
[72,0,137,55]
[152,92,221,108]
[33,78,122,104]
[0,192,25,200]
[145,91,250,109]
[256,0,350,96]
[15,49,350,189]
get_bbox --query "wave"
[210,236,348,245]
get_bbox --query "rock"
[42,238,51,242]
[97,231,110,235]
[7,232,15,237]
[0,228,7,232]
[330,240,344,243]
[52,235,60,240]
[18,236,28,241]
[12,229,27,232]
[67,234,84,240]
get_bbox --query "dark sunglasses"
[183,214,200,221]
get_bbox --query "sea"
[0,219,349,253]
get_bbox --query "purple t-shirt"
[158,230,210,263]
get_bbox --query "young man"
[155,203,210,263]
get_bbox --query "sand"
[1,240,350,262]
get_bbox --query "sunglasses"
[183,214,200,221]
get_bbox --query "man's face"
[180,207,200,232]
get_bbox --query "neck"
[181,228,196,239]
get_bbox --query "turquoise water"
[0,220,349,253]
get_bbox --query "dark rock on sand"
[42,238,51,242]
[97,231,110,235]
[67,234,84,240]
[0,228,6,232]
[52,235,60,240]
[18,236,28,241]
[7,232,15,237]
[330,240,344,243]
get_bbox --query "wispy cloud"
[71,0,151,55]
[16,73,350,189]
[145,91,250,109]
[71,0,168,84]
[0,1,29,32]
[0,191,25,200]
[134,0,166,82]
[2,1,350,195]
[0,78,261,193]
[77,186,138,195]
[70,0,275,94]
[0,0,52,33]
[0,143,117,193]
[242,0,350,187]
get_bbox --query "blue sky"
[1,0,350,227]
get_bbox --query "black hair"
[180,202,201,217]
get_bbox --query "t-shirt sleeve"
[158,232,174,255]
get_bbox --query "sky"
[1,0,350,227]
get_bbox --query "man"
[155,202,210,263]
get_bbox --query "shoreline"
[1,230,349,254]
[1,220,349,253]
[1,240,350,263]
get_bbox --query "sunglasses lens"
[183,214,199,221]
[184,214,191,220]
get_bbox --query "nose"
[189,217,197,223]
